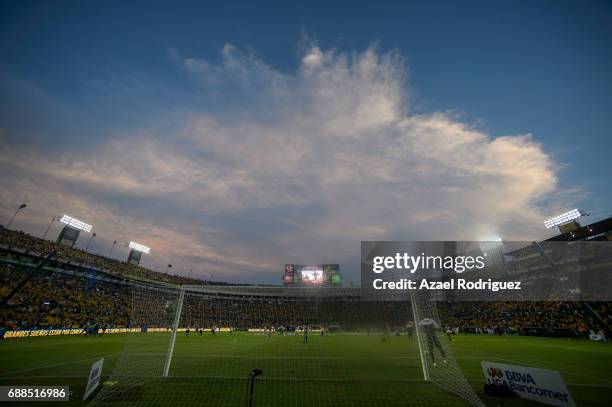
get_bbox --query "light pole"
[6,204,26,229]
[85,232,96,252]
[42,216,56,239]
[108,240,117,257]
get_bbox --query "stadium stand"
[437,301,608,338]
[0,225,610,341]
[0,264,130,330]
[0,226,213,285]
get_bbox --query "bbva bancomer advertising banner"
[481,361,576,407]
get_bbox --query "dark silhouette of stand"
[0,249,56,308]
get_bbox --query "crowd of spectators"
[1,264,131,330]
[180,296,411,331]
[0,226,610,339]
[437,301,604,337]
[2,259,608,339]
[0,226,211,286]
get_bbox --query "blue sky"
[0,1,610,283]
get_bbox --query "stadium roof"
[546,216,612,241]
[181,285,361,298]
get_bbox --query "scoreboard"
[284,264,341,286]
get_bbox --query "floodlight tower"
[479,238,505,267]
[42,216,57,240]
[6,203,26,229]
[544,209,584,234]
[56,215,92,247]
[127,241,150,265]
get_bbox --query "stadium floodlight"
[479,238,505,267]
[6,203,27,229]
[479,238,503,250]
[59,214,92,232]
[544,209,582,229]
[129,241,151,254]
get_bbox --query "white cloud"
[0,44,572,282]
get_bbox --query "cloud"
[0,44,572,282]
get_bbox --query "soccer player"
[419,318,446,367]
[303,325,309,343]
[80,321,89,336]
[445,326,454,342]
[382,325,391,342]
[185,328,190,337]
[406,321,414,339]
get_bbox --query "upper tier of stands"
[0,226,215,286]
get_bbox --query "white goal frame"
[162,285,432,380]
[92,282,484,407]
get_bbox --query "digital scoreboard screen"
[284,264,341,286]
[301,268,323,283]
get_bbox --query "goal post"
[410,289,485,407]
[163,286,185,377]
[410,290,430,381]
[91,283,483,406]
[90,283,184,406]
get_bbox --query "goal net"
[91,284,483,406]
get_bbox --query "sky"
[0,1,611,284]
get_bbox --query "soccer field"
[0,333,610,406]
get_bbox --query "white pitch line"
[0,355,117,378]
[515,357,612,386]
[131,353,423,360]
[1,375,90,378]
[132,353,501,360]
[474,355,612,386]
[136,375,430,382]
[116,353,503,361]
[4,375,612,389]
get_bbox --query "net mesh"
[91,284,483,406]
[90,284,180,405]
[411,290,484,407]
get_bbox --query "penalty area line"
[133,353,422,360]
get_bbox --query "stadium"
[1,214,611,406]
[2,2,612,406]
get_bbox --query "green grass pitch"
[0,333,610,406]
